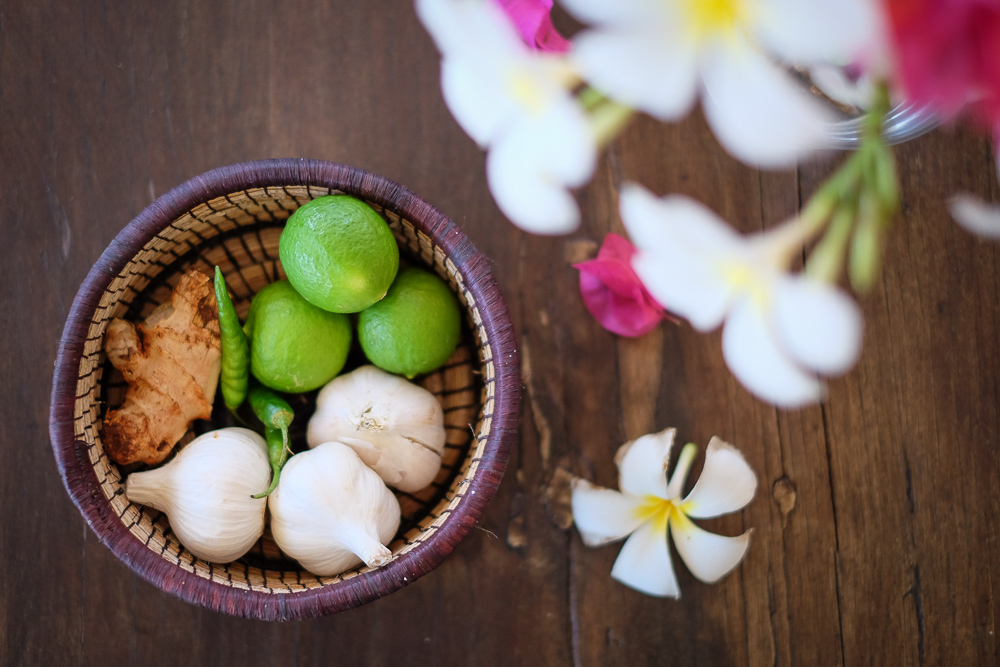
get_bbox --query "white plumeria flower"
[559,0,879,167]
[572,428,757,598]
[621,183,863,408]
[416,0,597,233]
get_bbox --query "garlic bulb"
[307,365,446,493]
[125,427,270,563]
[269,441,401,576]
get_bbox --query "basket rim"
[48,158,521,620]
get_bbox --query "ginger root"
[102,269,222,465]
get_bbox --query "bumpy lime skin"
[244,280,352,393]
[279,195,400,313]
[358,268,462,378]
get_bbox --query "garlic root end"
[362,543,393,568]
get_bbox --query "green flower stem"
[806,198,856,283]
[871,141,899,222]
[578,85,606,111]
[589,98,635,150]
[792,81,899,289]
[849,190,884,292]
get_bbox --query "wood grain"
[2,0,998,664]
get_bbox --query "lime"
[279,195,399,313]
[244,280,352,393]
[358,267,462,378]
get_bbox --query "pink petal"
[574,233,668,337]
[492,0,571,53]
[594,231,636,263]
[886,0,1000,125]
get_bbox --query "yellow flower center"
[685,0,749,44]
[503,59,576,115]
[720,261,770,309]
[506,70,549,114]
[635,496,691,533]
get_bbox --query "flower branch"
[418,0,1000,409]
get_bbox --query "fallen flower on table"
[573,232,670,337]
[572,428,757,598]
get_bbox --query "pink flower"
[886,0,1000,127]
[491,0,571,53]
[574,233,670,337]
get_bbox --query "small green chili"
[248,381,294,498]
[214,267,250,412]
[252,426,290,499]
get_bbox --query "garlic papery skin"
[124,427,270,563]
[306,365,446,493]
[269,441,401,576]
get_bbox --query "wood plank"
[2,0,999,664]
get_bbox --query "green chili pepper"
[214,267,250,412]
[252,426,290,499]
[248,381,294,498]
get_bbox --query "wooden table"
[3,2,998,665]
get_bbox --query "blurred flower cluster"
[417,0,1000,408]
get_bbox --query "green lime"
[244,280,351,392]
[279,195,399,313]
[358,267,462,378]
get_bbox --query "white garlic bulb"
[269,441,401,576]
[307,365,446,493]
[125,427,270,563]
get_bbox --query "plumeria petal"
[670,511,752,584]
[610,515,681,598]
[682,437,758,519]
[950,194,1000,240]
[419,0,527,57]
[571,478,646,546]
[419,0,578,149]
[755,0,879,66]
[493,0,571,52]
[621,185,740,331]
[578,270,665,336]
[575,233,666,337]
[440,59,518,146]
[722,298,826,408]
[615,428,673,499]
[485,97,595,233]
[957,133,1000,236]
[559,0,665,26]
[700,40,837,167]
[886,0,1000,123]
[772,277,864,375]
[572,26,699,121]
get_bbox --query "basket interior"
[71,185,496,593]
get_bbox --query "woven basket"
[49,159,520,620]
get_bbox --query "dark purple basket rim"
[48,158,520,620]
